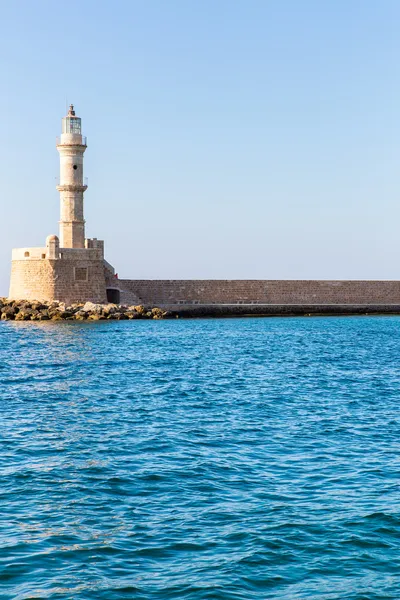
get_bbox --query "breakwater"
[3,298,400,322]
[162,303,400,317]
[118,279,400,308]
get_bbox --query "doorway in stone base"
[106,288,120,304]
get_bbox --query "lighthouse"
[56,105,87,248]
[8,104,121,304]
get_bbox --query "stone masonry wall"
[9,259,56,302]
[53,258,107,305]
[9,257,107,304]
[10,268,400,311]
[119,280,400,306]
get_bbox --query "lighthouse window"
[73,165,78,170]
[63,117,81,134]
[69,119,81,134]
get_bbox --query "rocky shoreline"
[0,299,172,321]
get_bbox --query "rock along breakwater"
[0,299,172,321]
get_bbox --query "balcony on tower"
[55,176,88,192]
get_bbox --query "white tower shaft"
[56,105,87,248]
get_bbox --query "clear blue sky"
[1,0,399,295]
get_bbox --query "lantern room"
[62,104,81,134]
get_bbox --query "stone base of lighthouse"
[8,235,116,305]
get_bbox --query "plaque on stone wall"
[75,267,88,282]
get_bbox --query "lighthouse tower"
[56,105,87,248]
[8,104,122,304]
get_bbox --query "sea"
[1,316,400,599]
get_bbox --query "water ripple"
[1,317,400,598]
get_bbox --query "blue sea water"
[1,316,400,599]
